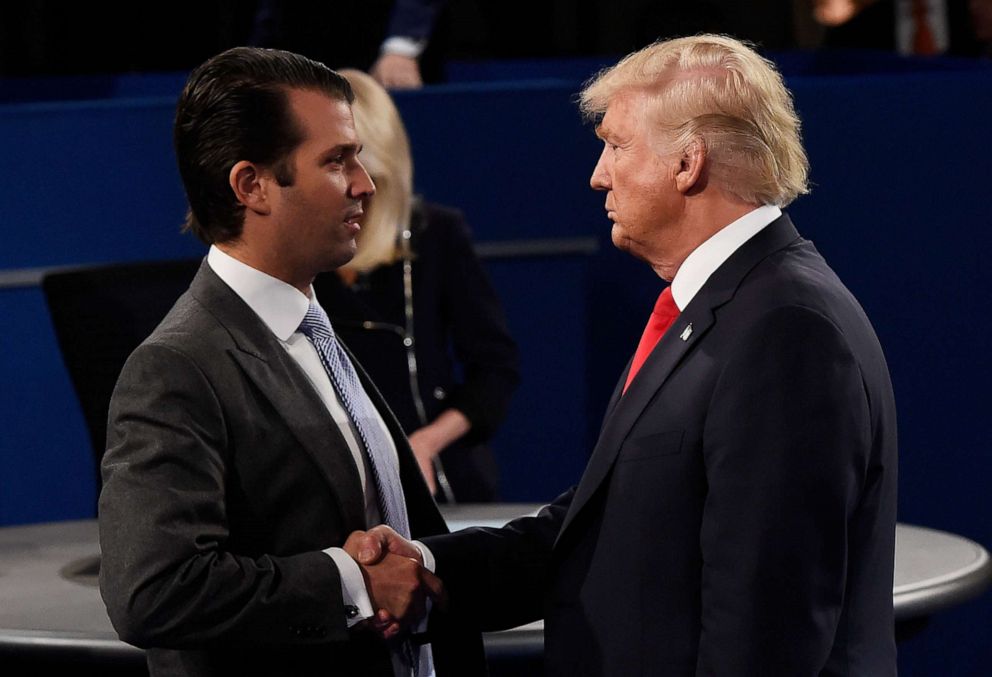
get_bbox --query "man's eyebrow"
[320,143,360,159]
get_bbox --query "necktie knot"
[298,303,334,343]
[652,286,679,321]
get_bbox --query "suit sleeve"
[386,0,443,41]
[422,489,572,631]
[99,342,348,648]
[696,305,872,674]
[436,210,520,443]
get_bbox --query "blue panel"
[393,83,605,242]
[1,98,203,269]
[0,287,95,525]
[0,71,188,104]
[485,256,592,502]
[786,72,992,547]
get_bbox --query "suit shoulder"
[731,245,890,379]
[738,302,849,351]
[743,241,863,320]
[135,290,231,365]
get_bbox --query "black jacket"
[314,201,519,502]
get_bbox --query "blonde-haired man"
[357,35,898,676]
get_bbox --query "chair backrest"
[42,258,202,493]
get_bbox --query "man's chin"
[611,226,634,255]
[610,224,624,248]
[611,228,651,264]
[321,245,357,272]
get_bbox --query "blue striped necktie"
[299,303,430,676]
[298,302,411,539]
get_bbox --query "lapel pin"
[680,323,693,341]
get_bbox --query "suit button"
[433,387,446,400]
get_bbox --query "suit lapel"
[189,262,367,530]
[557,304,715,541]
[602,357,632,422]
[556,215,802,544]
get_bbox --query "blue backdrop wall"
[1,59,990,675]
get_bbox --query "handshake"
[343,526,443,640]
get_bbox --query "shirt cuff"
[412,541,436,634]
[380,36,427,59]
[324,547,374,627]
[413,540,435,573]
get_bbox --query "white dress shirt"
[669,204,782,311]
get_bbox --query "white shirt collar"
[670,204,782,310]
[206,245,314,341]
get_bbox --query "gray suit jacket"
[99,261,485,676]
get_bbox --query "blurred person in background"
[370,0,445,88]
[970,0,992,54]
[314,69,519,503]
[250,1,446,88]
[815,0,985,55]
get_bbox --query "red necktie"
[623,286,680,394]
[912,0,938,55]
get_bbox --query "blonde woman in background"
[313,69,519,502]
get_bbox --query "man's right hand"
[343,528,440,639]
[347,525,425,565]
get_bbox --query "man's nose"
[352,162,376,198]
[590,151,610,191]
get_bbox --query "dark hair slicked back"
[174,47,353,244]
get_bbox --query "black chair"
[42,258,202,500]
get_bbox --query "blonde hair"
[339,68,414,272]
[580,35,809,207]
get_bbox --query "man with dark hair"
[172,47,355,244]
[98,47,483,677]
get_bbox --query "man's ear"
[675,137,706,194]
[229,160,271,216]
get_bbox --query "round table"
[0,506,989,667]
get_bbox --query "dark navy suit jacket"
[425,214,898,676]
